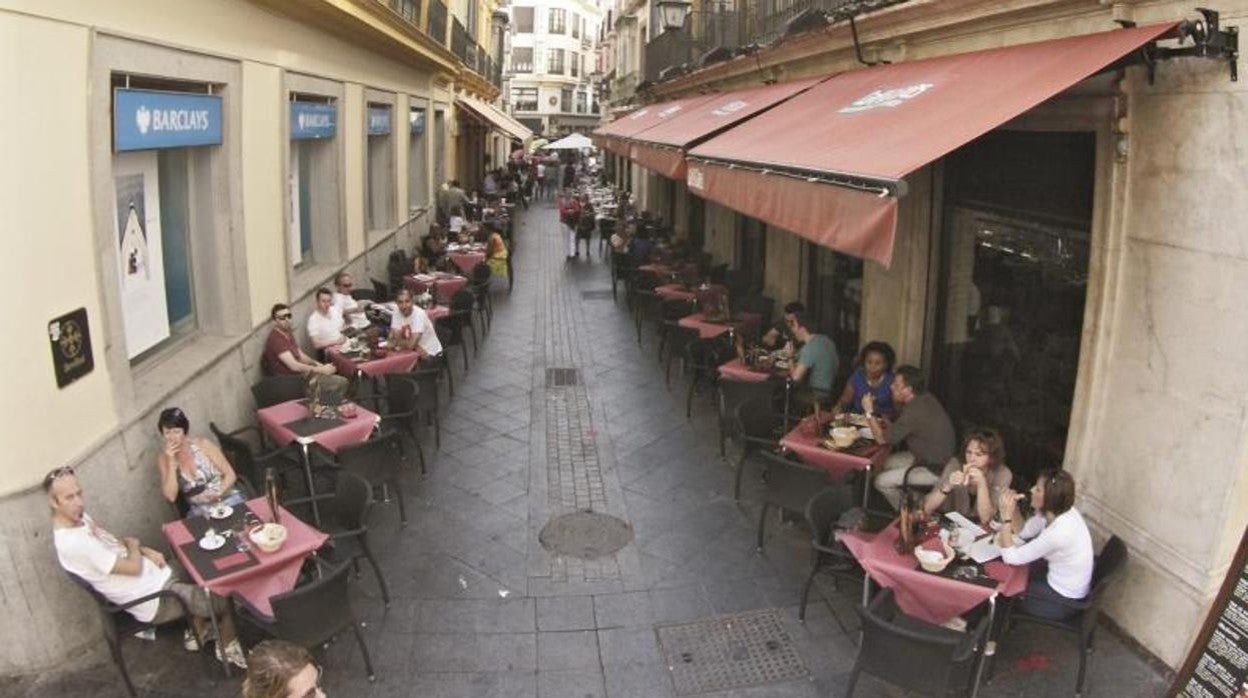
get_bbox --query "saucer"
[198,535,226,551]
[208,505,234,520]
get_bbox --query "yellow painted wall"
[0,14,117,494]
[343,84,366,258]
[241,62,287,327]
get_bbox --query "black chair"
[610,249,637,301]
[717,379,780,458]
[683,337,731,419]
[736,295,776,331]
[250,375,306,409]
[210,422,303,493]
[359,378,427,475]
[707,263,728,285]
[470,262,493,336]
[752,451,828,552]
[627,274,660,345]
[449,288,479,356]
[64,571,214,696]
[798,484,862,621]
[597,216,616,258]
[847,588,989,697]
[335,432,410,526]
[993,535,1128,696]
[350,288,377,302]
[401,367,443,451]
[370,278,391,302]
[236,556,376,681]
[656,298,696,365]
[663,325,700,390]
[286,472,390,607]
[732,396,785,501]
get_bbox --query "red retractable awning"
[686,22,1178,267]
[593,92,722,158]
[626,77,828,179]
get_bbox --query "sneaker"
[215,640,248,670]
[182,629,199,652]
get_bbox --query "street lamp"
[656,0,691,32]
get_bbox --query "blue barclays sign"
[368,106,392,136]
[114,89,222,151]
[291,102,337,140]
[410,110,425,136]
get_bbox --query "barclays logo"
[135,106,152,134]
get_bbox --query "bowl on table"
[915,543,955,572]
[830,427,859,449]
[248,523,288,553]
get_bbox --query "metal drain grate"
[580,289,615,300]
[656,609,809,695]
[545,367,581,387]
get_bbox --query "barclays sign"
[291,102,337,140]
[114,89,223,151]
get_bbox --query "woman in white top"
[996,468,1094,621]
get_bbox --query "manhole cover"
[539,511,633,559]
[545,367,581,387]
[656,609,808,695]
[580,289,614,300]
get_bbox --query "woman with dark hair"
[155,407,246,518]
[244,640,325,698]
[997,469,1094,620]
[924,428,1012,525]
[832,341,897,417]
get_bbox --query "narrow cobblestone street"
[10,201,1170,697]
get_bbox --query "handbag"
[305,372,349,419]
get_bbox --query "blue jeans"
[1019,561,1084,621]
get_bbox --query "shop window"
[512,47,533,73]
[365,103,395,231]
[932,130,1095,483]
[514,6,534,33]
[288,94,340,269]
[549,8,566,34]
[512,87,538,112]
[806,244,862,386]
[409,107,428,209]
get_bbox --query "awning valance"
[626,77,827,179]
[457,95,533,142]
[686,22,1178,267]
[592,92,721,158]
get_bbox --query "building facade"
[601,0,1248,670]
[508,0,606,136]
[0,0,515,676]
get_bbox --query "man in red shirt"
[261,303,337,377]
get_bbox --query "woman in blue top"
[832,341,896,418]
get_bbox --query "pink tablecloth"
[717,358,780,384]
[256,399,378,453]
[678,312,761,340]
[448,251,486,274]
[655,283,697,302]
[404,274,469,304]
[427,305,450,322]
[326,347,420,379]
[839,524,1028,624]
[162,498,327,618]
[780,415,888,481]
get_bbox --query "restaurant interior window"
[512,47,533,73]
[514,6,534,33]
[549,8,566,34]
[512,87,538,112]
[560,87,573,113]
[807,244,862,386]
[408,106,428,210]
[547,48,564,75]
[288,94,340,269]
[737,215,766,295]
[933,130,1095,483]
[365,103,395,231]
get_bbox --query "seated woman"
[420,226,448,265]
[923,428,1012,526]
[996,469,1094,621]
[485,222,509,279]
[832,341,896,417]
[244,640,323,698]
[155,407,246,518]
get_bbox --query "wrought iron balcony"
[427,0,448,45]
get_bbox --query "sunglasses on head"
[276,313,293,320]
[43,465,76,490]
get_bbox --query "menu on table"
[1175,525,1248,697]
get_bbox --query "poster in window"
[113,153,170,358]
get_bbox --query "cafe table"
[447,248,487,274]
[655,283,697,302]
[717,357,783,384]
[403,272,468,304]
[325,346,420,380]
[637,263,674,277]
[678,311,762,340]
[780,414,888,507]
[838,523,1028,698]
[255,399,378,525]
[161,497,327,676]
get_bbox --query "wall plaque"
[48,308,94,388]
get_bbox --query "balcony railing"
[427,0,448,45]
[387,0,421,25]
[451,18,470,65]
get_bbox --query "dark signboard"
[48,308,94,388]
[1174,525,1248,697]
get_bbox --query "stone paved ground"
[7,201,1171,697]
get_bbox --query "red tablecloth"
[838,524,1028,624]
[717,358,781,384]
[678,312,761,340]
[780,415,887,480]
[403,273,469,304]
[162,498,327,618]
[325,347,420,379]
[427,305,450,322]
[448,251,486,274]
[256,399,378,453]
[655,283,697,302]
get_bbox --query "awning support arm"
[687,156,907,198]
[1153,8,1239,82]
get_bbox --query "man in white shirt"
[332,272,372,332]
[46,467,246,668]
[307,287,347,350]
[389,289,442,357]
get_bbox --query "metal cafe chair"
[752,450,828,552]
[799,484,863,621]
[731,396,786,501]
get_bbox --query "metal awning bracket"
[1156,8,1239,82]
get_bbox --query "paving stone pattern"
[7,202,1172,697]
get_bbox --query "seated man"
[261,303,338,377]
[864,365,957,510]
[46,467,247,668]
[788,311,839,410]
[761,301,805,350]
[389,289,443,357]
[306,287,347,351]
[332,272,372,333]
